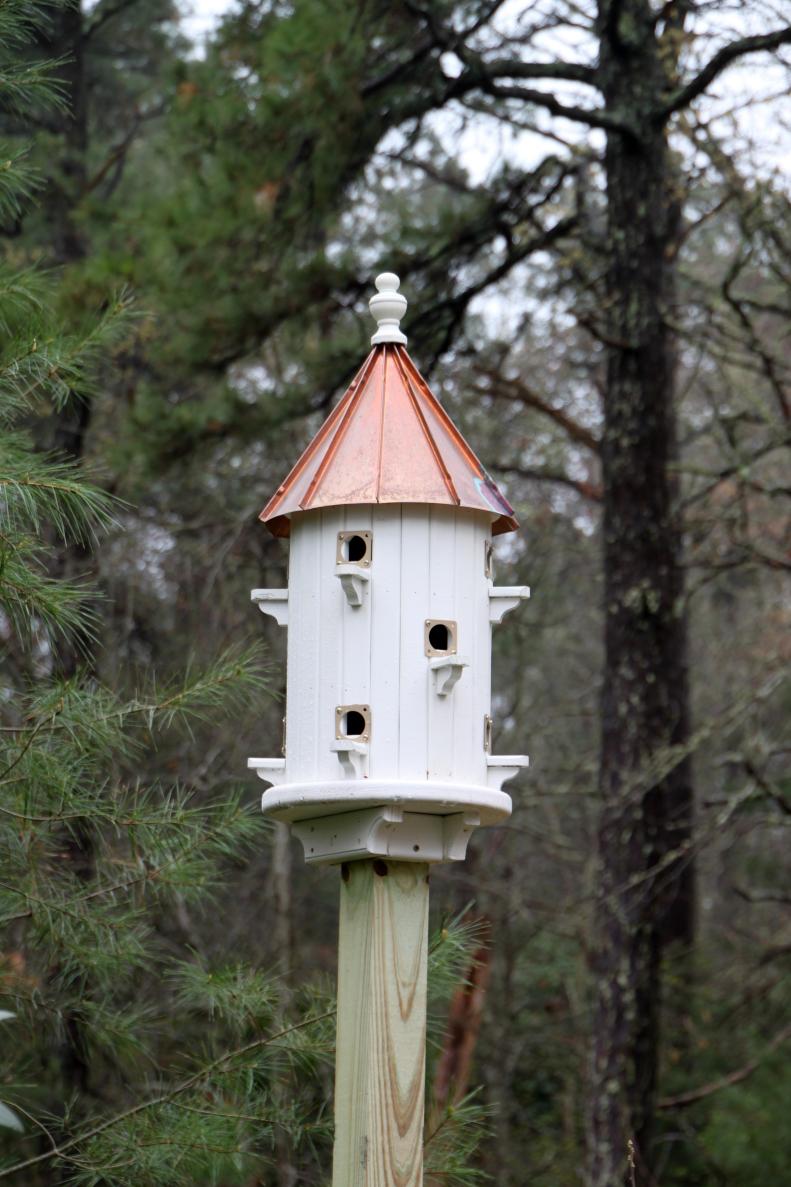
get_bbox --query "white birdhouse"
[249,274,529,864]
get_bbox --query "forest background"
[1,1,790,1185]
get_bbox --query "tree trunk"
[587,4,694,1184]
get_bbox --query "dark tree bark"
[587,4,693,1183]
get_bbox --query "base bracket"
[291,804,482,865]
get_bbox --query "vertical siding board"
[398,506,430,780]
[286,514,320,782]
[369,507,402,779]
[427,506,457,780]
[451,513,477,783]
[474,516,493,787]
[340,505,373,712]
[317,509,344,780]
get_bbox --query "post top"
[369,272,407,346]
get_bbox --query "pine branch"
[0,1011,336,1181]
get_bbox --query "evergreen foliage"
[1,0,789,1183]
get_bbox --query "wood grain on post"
[332,859,429,1187]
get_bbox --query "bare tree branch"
[661,26,791,118]
[462,80,630,134]
[84,0,143,40]
[475,369,601,454]
[658,1023,791,1109]
[499,463,602,502]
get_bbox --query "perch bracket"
[250,589,289,626]
[429,655,468,697]
[248,757,287,785]
[330,739,369,779]
[335,564,370,607]
[486,754,530,791]
[488,585,530,625]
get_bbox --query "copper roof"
[260,344,517,537]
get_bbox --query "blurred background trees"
[1,1,789,1184]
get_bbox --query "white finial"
[369,272,407,345]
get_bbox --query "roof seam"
[260,349,377,522]
[391,346,460,505]
[299,349,378,510]
[403,351,483,472]
[375,346,388,501]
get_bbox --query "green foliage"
[700,1055,791,1185]
[425,1093,491,1187]
[0,0,66,221]
[0,229,137,640]
[4,0,790,1183]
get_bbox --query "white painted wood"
[398,506,430,782]
[250,589,289,626]
[368,507,401,780]
[252,502,526,864]
[340,506,372,761]
[427,506,457,781]
[429,655,468,697]
[247,757,287,784]
[335,565,370,607]
[330,739,369,779]
[260,778,510,826]
[317,509,344,783]
[291,804,480,864]
[282,514,319,783]
[486,754,530,791]
[369,273,408,345]
[489,584,530,624]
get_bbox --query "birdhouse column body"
[288,502,496,785]
[255,501,517,863]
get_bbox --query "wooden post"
[332,858,429,1187]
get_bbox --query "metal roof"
[260,343,518,537]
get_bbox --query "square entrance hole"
[336,531,372,566]
[424,619,457,657]
[335,704,371,742]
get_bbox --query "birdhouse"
[249,274,529,865]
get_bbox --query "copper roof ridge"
[299,349,378,511]
[391,345,459,506]
[259,349,378,522]
[374,344,388,502]
[399,348,483,473]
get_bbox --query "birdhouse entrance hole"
[336,704,371,741]
[425,619,457,657]
[336,531,372,566]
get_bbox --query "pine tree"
[1,17,487,1186]
[0,7,307,1183]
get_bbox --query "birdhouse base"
[255,777,513,865]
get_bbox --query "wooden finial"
[369,272,407,345]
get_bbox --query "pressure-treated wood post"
[332,858,429,1187]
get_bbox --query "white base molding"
[291,803,482,864]
[251,774,513,826]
